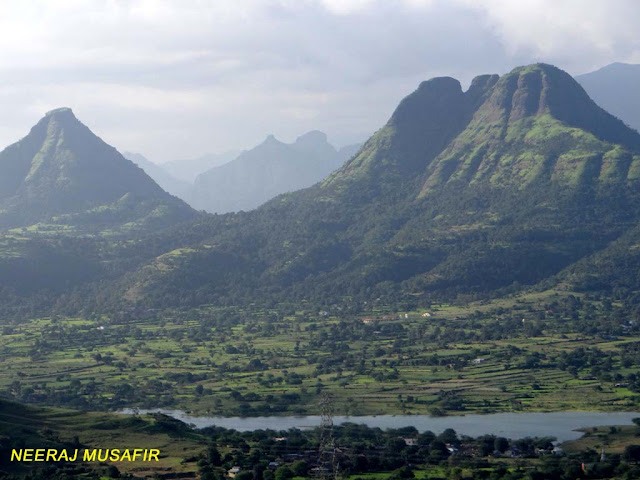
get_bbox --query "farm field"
[2,289,640,417]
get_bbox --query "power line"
[313,394,339,480]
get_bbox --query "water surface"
[119,409,640,442]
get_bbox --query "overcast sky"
[0,0,638,164]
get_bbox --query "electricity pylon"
[314,394,339,480]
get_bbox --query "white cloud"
[0,0,637,163]
[318,0,376,15]
[459,0,640,72]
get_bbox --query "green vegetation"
[2,63,640,479]
[0,399,208,478]
[80,64,640,313]
[2,290,640,416]
[2,64,640,319]
[0,107,194,233]
[3,399,640,479]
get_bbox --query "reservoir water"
[119,409,640,443]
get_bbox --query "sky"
[0,0,639,164]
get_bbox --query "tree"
[291,460,308,477]
[262,470,275,480]
[438,428,459,446]
[207,445,222,466]
[389,466,414,480]
[235,472,254,480]
[494,437,509,453]
[418,430,436,446]
[107,465,121,478]
[386,437,408,453]
[274,466,294,480]
[429,439,449,463]
[624,444,640,462]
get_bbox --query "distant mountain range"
[188,131,360,213]
[3,63,640,315]
[162,150,241,183]
[576,62,640,133]
[120,61,640,219]
[126,133,361,214]
[123,151,191,198]
[0,108,194,232]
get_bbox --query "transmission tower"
[314,394,339,480]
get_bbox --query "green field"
[2,289,639,417]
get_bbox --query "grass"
[562,424,640,455]
[1,289,640,417]
[0,399,207,477]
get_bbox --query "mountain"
[0,108,195,231]
[5,63,640,314]
[123,151,191,198]
[162,150,240,183]
[188,131,353,213]
[576,62,640,133]
[337,142,363,163]
[114,63,640,308]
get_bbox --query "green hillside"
[1,64,639,315]
[0,107,195,232]
[107,64,640,310]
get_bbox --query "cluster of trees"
[194,422,640,480]
[4,289,640,415]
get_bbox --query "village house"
[228,466,242,477]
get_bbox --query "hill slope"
[107,63,640,309]
[576,62,640,133]
[5,64,640,313]
[0,108,195,231]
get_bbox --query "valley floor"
[1,289,639,417]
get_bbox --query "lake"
[119,409,640,443]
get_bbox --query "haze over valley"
[124,133,362,214]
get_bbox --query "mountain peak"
[330,72,496,185]
[0,109,194,230]
[575,62,640,135]
[457,63,640,151]
[389,76,463,127]
[417,76,462,93]
[45,107,74,117]
[295,130,328,147]
[420,63,640,195]
[585,62,640,75]
[42,107,79,127]
[474,63,565,123]
[31,107,86,146]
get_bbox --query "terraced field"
[1,289,639,417]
